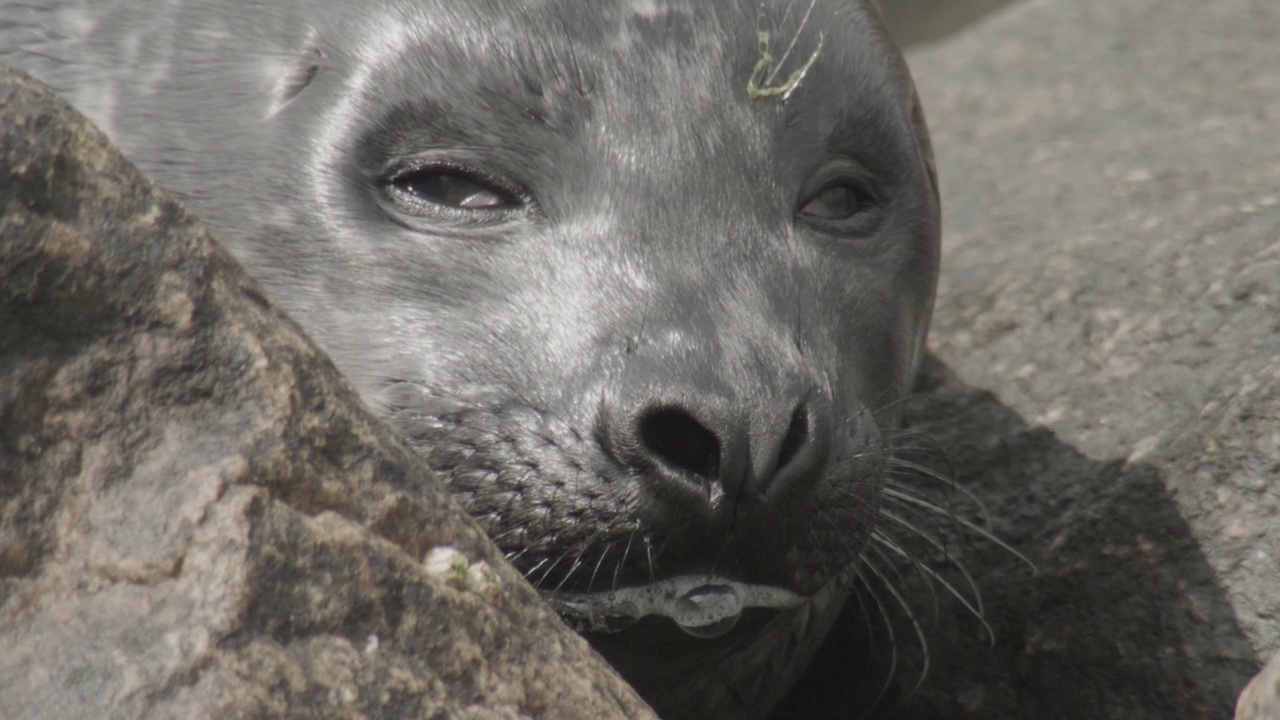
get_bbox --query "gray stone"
[875,0,1280,717]
[0,65,654,720]
[879,0,1020,47]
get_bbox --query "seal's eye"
[797,179,883,237]
[392,169,515,210]
[379,162,533,229]
[799,183,876,220]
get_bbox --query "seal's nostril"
[775,404,809,475]
[639,407,721,481]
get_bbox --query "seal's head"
[27,0,939,715]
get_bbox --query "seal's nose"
[606,388,832,511]
[637,406,723,483]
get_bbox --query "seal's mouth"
[543,575,806,639]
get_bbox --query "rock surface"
[881,0,1280,717]
[0,66,654,720]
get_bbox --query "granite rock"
[878,0,1280,716]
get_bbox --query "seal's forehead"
[322,0,916,186]
[334,0,899,101]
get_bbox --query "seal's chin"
[543,575,807,639]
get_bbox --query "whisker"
[848,567,898,720]
[867,523,943,626]
[881,486,1037,574]
[859,550,931,698]
[615,529,637,592]
[877,507,985,620]
[888,456,988,524]
[871,530,993,645]
[552,543,592,593]
[587,542,614,594]
[521,556,550,582]
[533,551,570,589]
[644,535,656,583]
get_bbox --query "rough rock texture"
[0,66,654,720]
[879,0,1280,717]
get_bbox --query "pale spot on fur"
[67,84,118,139]
[55,7,97,38]
[629,0,664,18]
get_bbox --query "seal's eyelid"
[798,180,880,221]
[384,162,529,217]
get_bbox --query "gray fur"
[1,1,940,716]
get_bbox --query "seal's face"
[22,0,938,715]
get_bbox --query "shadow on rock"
[868,355,1258,719]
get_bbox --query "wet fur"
[1,1,942,717]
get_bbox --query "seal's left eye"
[799,183,876,220]
[392,170,514,210]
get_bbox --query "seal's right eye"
[795,176,884,237]
[390,168,518,211]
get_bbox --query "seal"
[2,0,940,716]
